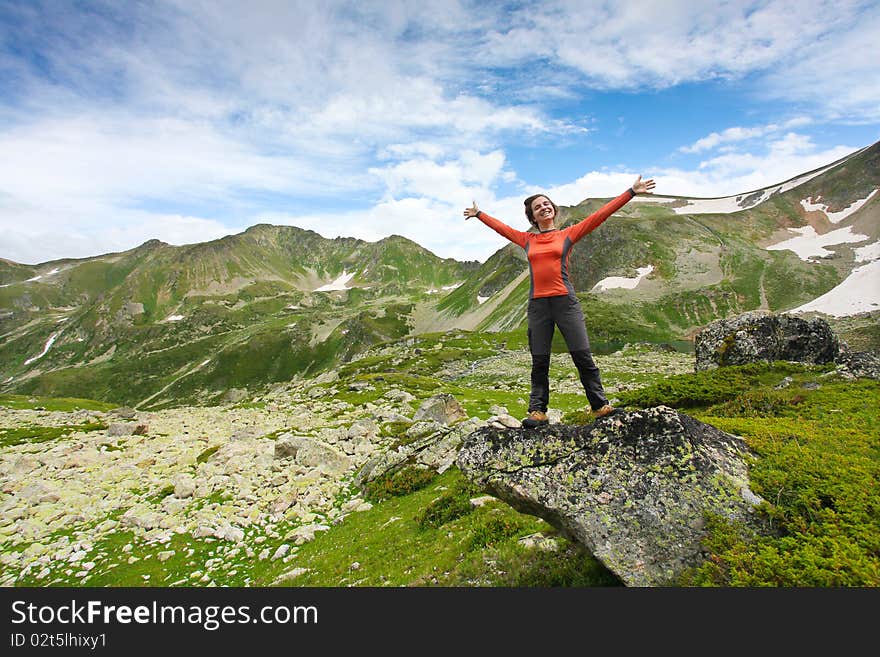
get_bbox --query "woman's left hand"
[632,175,656,194]
[463,201,480,219]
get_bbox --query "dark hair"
[524,194,558,228]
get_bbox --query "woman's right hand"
[463,201,480,220]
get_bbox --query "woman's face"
[531,196,555,224]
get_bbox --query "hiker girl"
[463,176,656,427]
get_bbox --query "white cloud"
[480,1,832,85]
[0,0,877,267]
[0,207,240,265]
[680,118,813,154]
[472,0,878,124]
[759,3,880,122]
[260,197,509,264]
[657,134,858,197]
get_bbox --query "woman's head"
[524,194,558,228]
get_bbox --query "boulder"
[412,393,467,425]
[274,434,352,476]
[456,406,768,587]
[694,311,839,371]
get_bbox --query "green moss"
[466,510,533,550]
[0,421,107,448]
[196,445,220,463]
[363,465,438,503]
[417,477,483,529]
[148,484,176,504]
[263,467,617,587]
[0,394,115,412]
[380,421,414,439]
[680,380,880,586]
[618,361,833,410]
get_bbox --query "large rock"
[274,434,352,476]
[456,406,767,587]
[353,417,481,488]
[412,393,467,425]
[694,311,839,371]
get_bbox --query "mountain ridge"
[1,140,877,408]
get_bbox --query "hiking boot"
[522,410,549,428]
[593,404,615,419]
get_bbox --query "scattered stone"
[469,495,497,507]
[172,474,196,499]
[107,423,137,437]
[285,524,330,546]
[270,567,310,585]
[517,533,560,552]
[222,388,249,403]
[488,414,521,429]
[835,348,880,379]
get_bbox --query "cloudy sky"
[1,0,878,265]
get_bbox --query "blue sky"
[1,0,878,265]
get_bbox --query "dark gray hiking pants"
[527,295,608,413]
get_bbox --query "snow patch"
[24,332,59,365]
[790,259,880,317]
[669,196,744,215]
[777,162,842,193]
[427,282,463,294]
[314,270,355,292]
[2,267,63,287]
[592,265,654,292]
[766,226,869,260]
[800,189,877,224]
[164,315,185,322]
[24,268,61,283]
[477,295,490,304]
[855,240,880,263]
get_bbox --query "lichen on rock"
[456,405,768,586]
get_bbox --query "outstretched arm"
[463,200,529,248]
[568,175,656,243]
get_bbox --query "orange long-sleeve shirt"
[476,189,636,298]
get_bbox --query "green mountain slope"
[0,228,477,407]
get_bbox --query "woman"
[463,176,656,427]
